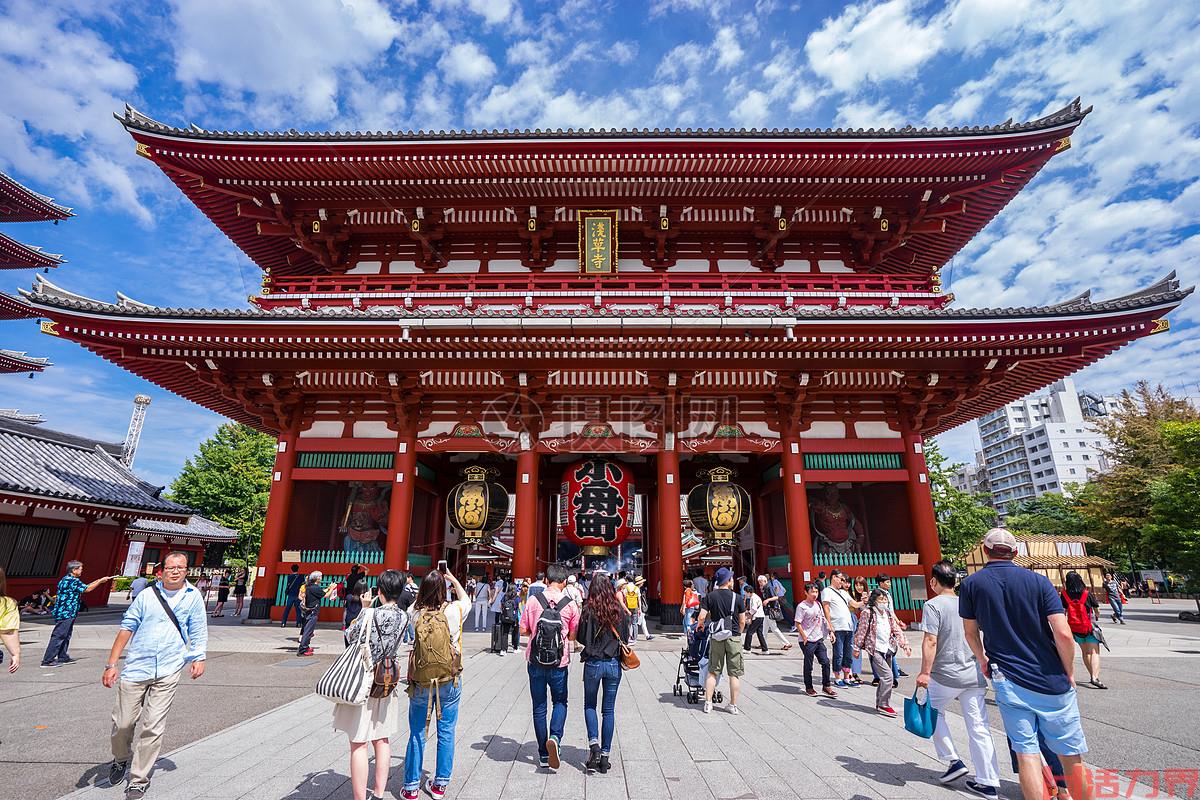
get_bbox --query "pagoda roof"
[0,415,189,520]
[128,513,238,543]
[0,231,64,269]
[122,100,1087,144]
[5,271,1188,437]
[0,171,73,222]
[119,100,1090,278]
[0,348,50,374]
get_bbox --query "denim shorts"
[993,676,1088,757]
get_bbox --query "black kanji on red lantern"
[571,460,626,544]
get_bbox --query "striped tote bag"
[316,608,373,705]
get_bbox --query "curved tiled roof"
[0,171,72,222]
[10,271,1189,323]
[128,514,238,543]
[0,415,188,517]
[0,348,50,374]
[120,99,1090,143]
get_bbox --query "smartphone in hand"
[438,560,448,572]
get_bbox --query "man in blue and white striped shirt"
[101,552,207,798]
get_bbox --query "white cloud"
[439,41,497,85]
[712,26,744,71]
[0,0,153,223]
[730,89,770,127]
[431,0,517,26]
[171,0,402,122]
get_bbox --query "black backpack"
[531,594,573,666]
[501,592,520,623]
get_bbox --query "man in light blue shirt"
[101,552,207,799]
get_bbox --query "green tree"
[1004,492,1090,538]
[168,423,276,564]
[1147,421,1200,583]
[926,441,997,565]
[1077,382,1199,568]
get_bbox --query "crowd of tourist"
[0,525,1133,800]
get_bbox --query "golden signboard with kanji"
[578,209,618,273]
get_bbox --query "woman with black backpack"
[332,569,406,800]
[1062,571,1105,689]
[403,568,471,800]
[575,573,632,774]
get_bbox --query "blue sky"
[0,0,1197,487]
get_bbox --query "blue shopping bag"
[903,688,939,738]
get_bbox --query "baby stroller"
[674,624,723,705]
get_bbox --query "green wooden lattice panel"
[803,452,902,471]
[296,451,394,470]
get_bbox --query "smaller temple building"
[0,411,232,605]
[964,532,1113,593]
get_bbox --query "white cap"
[982,527,1018,553]
[566,575,577,583]
[757,574,768,583]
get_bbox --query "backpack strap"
[535,592,550,610]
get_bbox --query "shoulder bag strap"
[151,585,187,644]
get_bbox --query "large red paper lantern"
[560,458,633,548]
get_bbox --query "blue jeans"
[404,682,462,791]
[831,629,854,673]
[1109,596,1124,621]
[280,595,302,626]
[528,662,569,759]
[42,617,75,664]
[682,607,697,634]
[583,658,622,754]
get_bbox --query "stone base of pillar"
[647,598,662,619]
[658,605,682,627]
[246,597,273,622]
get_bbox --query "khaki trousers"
[111,669,183,789]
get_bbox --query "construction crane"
[120,394,151,468]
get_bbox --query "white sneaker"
[727,705,741,715]
[702,700,712,714]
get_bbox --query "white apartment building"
[975,378,1119,516]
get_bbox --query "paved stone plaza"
[3,598,1198,800]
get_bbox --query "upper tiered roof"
[119,100,1090,279]
[0,171,72,222]
[0,348,50,374]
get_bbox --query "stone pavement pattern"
[55,644,1175,800]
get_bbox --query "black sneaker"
[939,760,968,783]
[538,756,549,769]
[41,661,61,668]
[108,760,128,786]
[964,780,998,798]
[58,657,78,664]
[546,735,561,770]
[598,754,611,774]
[125,786,147,799]
[585,744,601,774]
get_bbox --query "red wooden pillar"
[657,448,684,625]
[753,488,773,579]
[780,431,814,599]
[249,413,301,620]
[535,483,549,570]
[384,425,419,572]
[427,489,446,568]
[513,448,539,580]
[902,425,942,584]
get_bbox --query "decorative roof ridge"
[90,442,180,505]
[0,414,123,454]
[0,171,74,219]
[119,98,1091,144]
[0,409,46,424]
[0,231,65,264]
[0,348,51,366]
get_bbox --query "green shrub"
[113,576,134,592]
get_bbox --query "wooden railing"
[263,271,933,296]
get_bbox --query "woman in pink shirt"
[795,582,837,697]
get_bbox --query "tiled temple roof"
[10,271,1189,323]
[128,514,238,543]
[0,416,188,517]
[0,171,72,222]
[121,99,1090,143]
[0,348,50,374]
